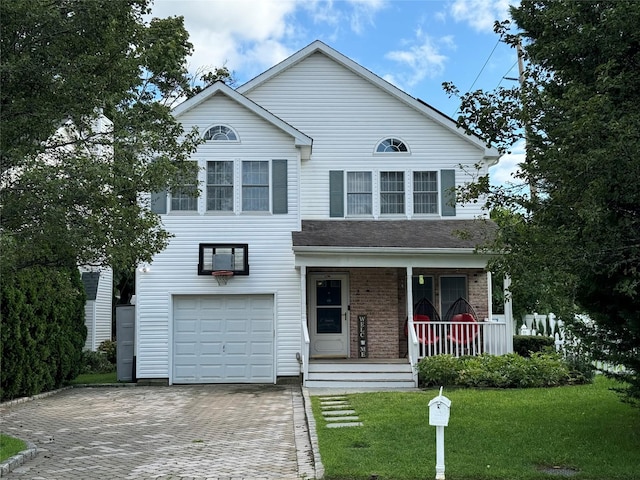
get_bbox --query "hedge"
[1,266,87,401]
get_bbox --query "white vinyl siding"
[82,268,113,351]
[243,53,488,219]
[136,94,302,381]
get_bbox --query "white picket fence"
[518,313,566,352]
[513,313,628,374]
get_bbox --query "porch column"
[504,275,514,353]
[406,266,414,320]
[487,270,493,322]
[300,266,309,383]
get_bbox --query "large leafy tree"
[0,0,231,272]
[447,0,640,403]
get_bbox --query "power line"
[451,39,501,117]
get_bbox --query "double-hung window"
[413,171,438,214]
[206,161,233,212]
[380,171,405,215]
[170,163,198,211]
[347,171,372,216]
[242,161,269,211]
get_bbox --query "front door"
[309,273,349,357]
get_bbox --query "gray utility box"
[116,305,135,382]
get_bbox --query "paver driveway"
[1,384,316,480]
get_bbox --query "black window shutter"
[440,169,456,217]
[329,170,344,217]
[150,191,167,214]
[272,159,288,214]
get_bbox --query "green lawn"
[70,371,117,384]
[311,377,640,480]
[0,434,26,462]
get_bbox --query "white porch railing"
[412,319,511,359]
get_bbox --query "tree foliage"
[447,0,640,403]
[0,0,231,272]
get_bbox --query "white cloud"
[384,34,450,87]
[150,0,299,78]
[449,0,513,33]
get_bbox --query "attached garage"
[173,295,274,384]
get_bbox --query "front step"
[305,359,416,389]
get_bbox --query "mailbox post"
[428,387,451,480]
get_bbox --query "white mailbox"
[428,387,451,427]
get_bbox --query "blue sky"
[150,0,523,185]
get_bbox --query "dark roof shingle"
[292,220,497,249]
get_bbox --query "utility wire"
[451,39,501,117]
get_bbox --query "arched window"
[376,137,408,153]
[203,125,238,141]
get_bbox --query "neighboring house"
[135,40,512,388]
[80,268,113,351]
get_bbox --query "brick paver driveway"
[1,384,316,480]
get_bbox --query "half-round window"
[204,125,238,141]
[376,138,408,153]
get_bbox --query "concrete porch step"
[305,359,416,389]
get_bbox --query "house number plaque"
[358,315,368,358]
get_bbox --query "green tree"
[446,0,640,404]
[0,0,231,272]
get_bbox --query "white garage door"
[173,295,274,383]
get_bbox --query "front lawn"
[311,376,640,479]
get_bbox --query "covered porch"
[292,220,514,388]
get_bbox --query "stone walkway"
[0,385,317,480]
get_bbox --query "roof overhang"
[293,246,493,269]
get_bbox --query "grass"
[70,371,117,384]
[0,434,27,462]
[311,376,640,480]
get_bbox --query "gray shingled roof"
[292,220,497,249]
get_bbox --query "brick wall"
[348,268,399,359]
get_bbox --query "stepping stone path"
[319,395,363,428]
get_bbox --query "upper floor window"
[242,161,269,211]
[376,137,408,153]
[171,162,198,211]
[347,171,372,215]
[207,161,234,211]
[413,171,438,214]
[203,125,238,141]
[380,171,405,214]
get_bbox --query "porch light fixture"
[419,274,425,285]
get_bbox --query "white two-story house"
[135,40,510,388]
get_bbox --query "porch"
[302,319,511,389]
[292,219,514,388]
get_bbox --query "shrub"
[81,350,115,374]
[98,339,116,364]
[513,335,555,357]
[1,266,86,401]
[417,354,462,387]
[417,352,586,389]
